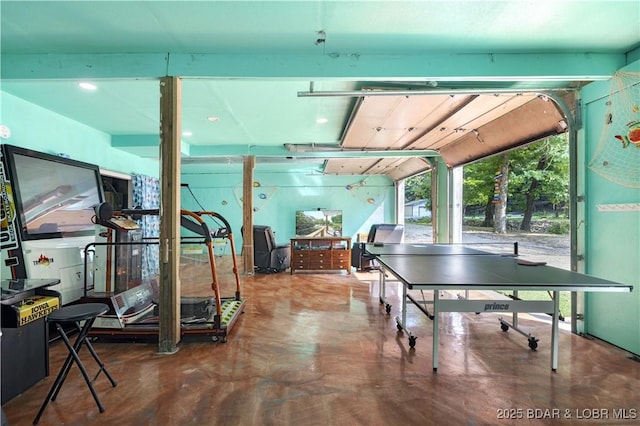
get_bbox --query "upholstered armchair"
[252,225,291,273]
[352,223,404,271]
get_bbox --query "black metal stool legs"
[70,321,117,387]
[33,316,116,425]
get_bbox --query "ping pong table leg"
[382,268,386,304]
[378,267,392,314]
[401,284,407,328]
[378,268,384,304]
[432,290,439,372]
[394,285,417,347]
[551,291,560,371]
[512,290,519,329]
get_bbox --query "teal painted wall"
[181,164,395,248]
[580,62,640,355]
[0,91,159,177]
[0,90,399,256]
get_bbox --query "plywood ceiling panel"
[343,94,474,150]
[409,93,538,150]
[333,90,568,179]
[342,97,403,150]
[439,96,566,167]
[395,94,476,149]
[386,157,432,181]
[323,158,381,175]
[324,156,432,179]
[364,157,407,174]
[372,95,453,149]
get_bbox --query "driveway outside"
[403,223,570,270]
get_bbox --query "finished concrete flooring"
[3,268,639,425]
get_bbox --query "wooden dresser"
[290,237,352,274]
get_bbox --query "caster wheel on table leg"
[408,335,417,348]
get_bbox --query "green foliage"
[463,156,504,208]
[295,211,317,235]
[463,134,569,214]
[405,173,432,204]
[463,216,570,234]
[405,135,570,230]
[498,291,571,319]
[413,216,432,224]
[548,220,570,235]
[508,135,570,210]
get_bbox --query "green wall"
[0,91,159,177]
[0,90,398,256]
[181,163,395,246]
[580,62,640,355]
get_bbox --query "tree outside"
[462,134,570,234]
[403,134,572,319]
[403,134,570,241]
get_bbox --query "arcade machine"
[0,144,105,305]
[1,144,105,402]
[83,205,244,343]
[0,277,60,403]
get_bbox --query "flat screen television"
[1,144,104,241]
[295,210,342,237]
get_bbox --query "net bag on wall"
[588,71,640,188]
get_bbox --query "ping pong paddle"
[517,259,547,266]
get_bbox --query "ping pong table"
[364,243,633,371]
[365,243,514,314]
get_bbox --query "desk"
[369,245,633,371]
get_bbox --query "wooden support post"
[158,76,181,354]
[242,156,255,275]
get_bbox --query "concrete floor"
[3,269,639,426]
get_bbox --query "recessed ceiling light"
[78,82,97,91]
[182,131,193,137]
[207,116,219,122]
[316,117,328,124]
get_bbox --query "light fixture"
[78,82,97,91]
[316,117,328,124]
[182,131,193,137]
[207,116,219,122]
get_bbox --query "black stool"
[33,303,117,425]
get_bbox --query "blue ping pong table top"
[364,243,493,256]
[375,253,633,293]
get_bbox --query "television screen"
[2,145,104,240]
[295,210,342,237]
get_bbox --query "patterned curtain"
[132,174,160,281]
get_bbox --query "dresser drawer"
[309,258,330,269]
[290,238,352,274]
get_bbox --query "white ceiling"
[1,1,639,176]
